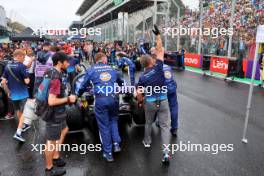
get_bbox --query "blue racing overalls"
[163,64,178,130]
[180,49,185,69]
[78,63,123,155]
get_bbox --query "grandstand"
[76,0,185,50]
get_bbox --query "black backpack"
[35,69,59,121]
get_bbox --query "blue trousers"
[181,56,185,68]
[94,97,121,154]
[168,91,178,130]
[128,67,135,86]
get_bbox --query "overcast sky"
[0,0,83,29]
[0,0,199,29]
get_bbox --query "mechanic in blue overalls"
[163,64,178,136]
[179,45,185,70]
[78,52,123,162]
[150,47,179,137]
[116,52,136,86]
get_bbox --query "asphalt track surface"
[0,69,264,176]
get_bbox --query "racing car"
[66,72,145,132]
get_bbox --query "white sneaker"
[13,133,26,142]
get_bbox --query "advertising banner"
[184,53,201,68]
[210,57,228,74]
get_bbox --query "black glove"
[152,25,160,36]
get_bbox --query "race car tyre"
[66,104,84,131]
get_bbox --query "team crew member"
[78,52,123,162]
[162,64,178,136]
[1,49,30,142]
[44,52,77,176]
[116,52,136,86]
[66,50,81,84]
[179,45,185,70]
[136,25,171,164]
[150,47,179,136]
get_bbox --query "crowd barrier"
[165,52,262,80]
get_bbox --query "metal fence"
[86,0,264,59]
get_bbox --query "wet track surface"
[1,69,264,176]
